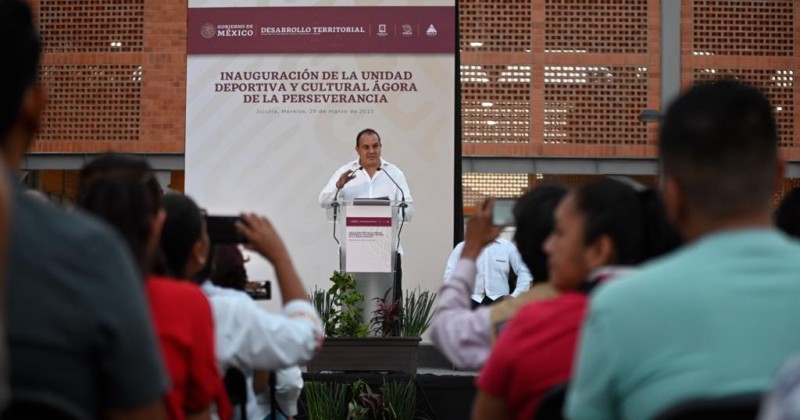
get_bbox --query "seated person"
[430,184,567,370]
[78,155,230,420]
[567,81,800,420]
[486,186,570,338]
[473,179,678,419]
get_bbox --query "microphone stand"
[331,166,360,271]
[332,187,341,247]
[377,165,407,303]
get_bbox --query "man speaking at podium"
[319,128,413,211]
[319,128,413,297]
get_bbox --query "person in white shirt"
[443,238,533,307]
[318,128,413,218]
[200,217,322,420]
[202,281,303,420]
[318,128,413,301]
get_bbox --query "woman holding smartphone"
[472,179,679,420]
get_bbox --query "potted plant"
[370,288,403,337]
[348,378,418,420]
[313,271,368,338]
[307,271,437,374]
[401,287,436,338]
[380,377,417,420]
[303,381,348,420]
[303,377,420,420]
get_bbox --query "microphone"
[377,165,406,208]
[332,166,362,247]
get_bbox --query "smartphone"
[245,280,271,300]
[205,215,245,244]
[491,198,517,226]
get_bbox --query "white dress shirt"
[443,238,533,302]
[318,158,413,218]
[319,158,413,254]
[200,281,320,420]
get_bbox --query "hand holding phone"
[491,198,517,226]
[206,215,245,244]
[462,198,504,260]
[236,213,290,264]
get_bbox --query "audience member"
[430,184,567,370]
[775,186,800,239]
[78,155,230,420]
[177,199,320,419]
[473,179,677,419]
[443,237,533,308]
[1,2,169,419]
[566,80,800,420]
[487,184,568,336]
[207,244,304,420]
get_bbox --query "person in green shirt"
[567,80,800,420]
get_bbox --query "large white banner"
[186,0,455,313]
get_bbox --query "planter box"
[307,337,421,374]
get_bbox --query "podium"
[326,199,408,321]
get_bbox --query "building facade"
[25,0,800,208]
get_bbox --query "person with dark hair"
[207,245,303,420]
[775,186,800,239]
[318,128,413,302]
[473,179,676,419]
[210,245,249,291]
[430,183,568,370]
[169,195,321,420]
[160,194,212,280]
[1,2,170,419]
[318,128,413,212]
[78,155,230,420]
[487,183,571,334]
[77,153,164,273]
[512,184,568,282]
[567,80,800,420]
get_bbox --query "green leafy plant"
[312,285,335,335]
[304,381,348,420]
[370,288,403,337]
[348,379,385,420]
[319,271,368,337]
[402,288,437,337]
[382,377,417,420]
[346,378,420,420]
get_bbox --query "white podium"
[326,198,407,325]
